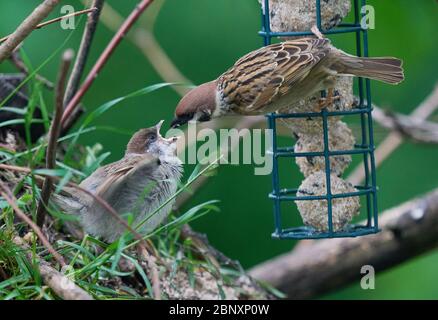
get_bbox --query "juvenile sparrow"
[52,120,182,242]
[171,38,404,128]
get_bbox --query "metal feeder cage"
[260,0,380,239]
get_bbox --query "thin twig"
[36,49,74,227]
[61,0,156,129]
[64,1,105,106]
[0,180,66,267]
[0,8,97,45]
[0,0,61,63]
[13,236,93,300]
[9,48,54,89]
[348,84,438,185]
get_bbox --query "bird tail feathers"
[336,55,404,85]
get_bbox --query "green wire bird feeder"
[261,0,380,239]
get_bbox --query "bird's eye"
[147,133,157,142]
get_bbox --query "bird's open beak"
[155,120,164,132]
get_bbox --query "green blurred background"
[1,0,437,299]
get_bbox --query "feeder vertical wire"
[262,0,271,46]
[269,116,282,236]
[361,0,379,231]
[354,0,372,228]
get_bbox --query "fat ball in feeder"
[296,171,360,232]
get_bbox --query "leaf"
[32,168,67,177]
[122,253,153,297]
[0,107,27,115]
[110,236,126,272]
[55,170,74,194]
[0,118,44,129]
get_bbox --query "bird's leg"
[317,88,341,111]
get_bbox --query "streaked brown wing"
[94,154,158,203]
[218,38,331,114]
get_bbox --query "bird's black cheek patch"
[198,112,211,122]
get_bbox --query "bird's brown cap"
[171,81,217,128]
[126,120,164,154]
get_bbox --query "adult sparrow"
[52,120,182,242]
[171,38,404,128]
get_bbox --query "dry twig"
[0,0,61,63]
[0,8,97,45]
[0,266,8,280]
[64,1,105,105]
[36,49,74,227]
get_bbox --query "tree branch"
[0,0,60,63]
[249,187,438,299]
